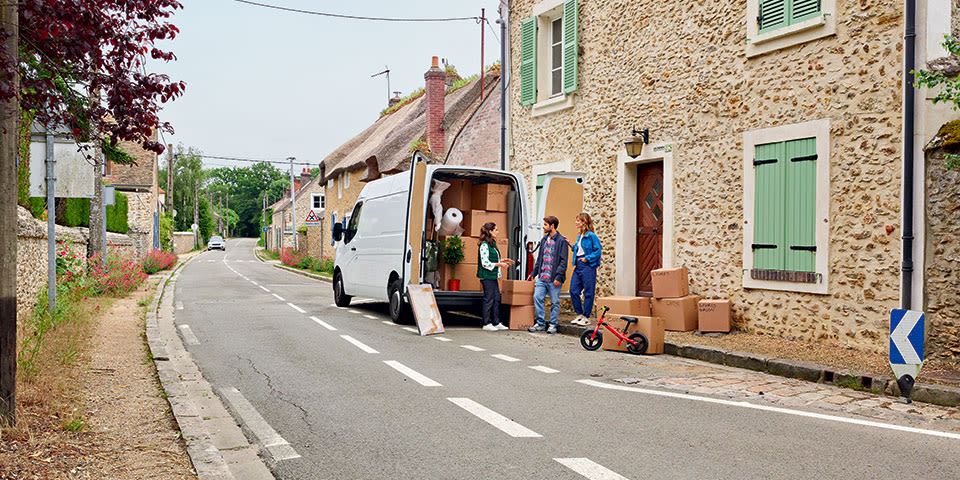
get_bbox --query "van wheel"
[334,272,351,307]
[388,279,411,324]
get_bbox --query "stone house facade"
[106,132,161,256]
[266,169,327,256]
[507,0,919,353]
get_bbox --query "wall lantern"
[624,127,649,158]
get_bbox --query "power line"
[176,153,316,167]
[234,0,480,22]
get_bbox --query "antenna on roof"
[371,65,391,106]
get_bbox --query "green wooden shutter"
[753,142,785,270]
[788,0,821,24]
[519,17,537,106]
[758,0,787,33]
[562,0,578,94]
[783,138,817,273]
[536,174,545,214]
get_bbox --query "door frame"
[615,142,675,296]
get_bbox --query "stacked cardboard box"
[595,296,651,317]
[502,280,534,305]
[600,314,665,354]
[698,299,731,332]
[471,183,509,211]
[439,235,508,265]
[509,305,535,330]
[461,210,509,237]
[442,179,473,212]
[650,267,701,331]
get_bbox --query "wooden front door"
[636,163,663,295]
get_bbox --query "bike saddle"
[620,316,638,323]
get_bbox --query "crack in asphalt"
[237,354,322,438]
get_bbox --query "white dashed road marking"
[491,354,520,362]
[433,337,452,342]
[383,360,442,387]
[402,327,419,334]
[175,301,183,310]
[341,335,379,354]
[310,316,337,331]
[554,458,629,480]
[272,293,285,301]
[287,303,306,314]
[447,398,541,438]
[348,309,362,314]
[530,365,559,374]
[219,388,301,462]
[382,321,395,326]
[260,286,270,292]
[461,345,486,352]
[364,314,378,320]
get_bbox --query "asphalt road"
[175,239,960,480]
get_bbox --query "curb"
[145,252,274,480]
[272,263,332,283]
[557,323,960,408]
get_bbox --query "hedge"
[28,192,129,233]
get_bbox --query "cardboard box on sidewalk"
[471,183,510,212]
[595,296,651,316]
[509,305,535,330]
[652,295,701,331]
[461,210,508,237]
[600,314,664,354]
[501,280,535,305]
[651,267,690,298]
[698,299,731,332]
[441,179,473,212]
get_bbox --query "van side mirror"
[333,222,343,242]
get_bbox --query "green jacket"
[476,240,501,280]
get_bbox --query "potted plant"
[442,236,465,291]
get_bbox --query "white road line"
[402,327,419,334]
[287,303,306,314]
[491,354,520,362]
[218,388,301,461]
[364,314,378,320]
[461,345,486,352]
[250,281,259,286]
[554,458,629,480]
[259,286,270,292]
[382,320,395,326]
[433,337,453,342]
[340,335,379,354]
[348,309,362,314]
[447,398,541,438]
[175,301,183,310]
[577,379,960,441]
[383,360,442,387]
[272,293,285,301]
[530,365,559,374]
[177,324,200,345]
[310,316,337,331]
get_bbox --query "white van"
[331,154,534,322]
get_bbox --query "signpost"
[304,209,321,227]
[262,226,269,233]
[890,309,924,403]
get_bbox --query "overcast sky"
[150,0,506,170]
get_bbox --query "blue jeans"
[570,262,597,319]
[534,278,561,327]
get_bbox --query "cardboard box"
[600,314,664,354]
[509,305,535,330]
[651,267,690,298]
[652,295,702,331]
[502,291,534,305]
[502,279,535,294]
[461,210,508,237]
[441,262,480,291]
[471,183,510,212]
[441,179,473,212]
[439,236,509,265]
[595,296,651,317]
[698,299,731,333]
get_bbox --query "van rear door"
[536,173,584,288]
[402,154,429,286]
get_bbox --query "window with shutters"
[742,119,830,294]
[746,0,835,58]
[519,0,578,117]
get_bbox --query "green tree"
[915,35,960,169]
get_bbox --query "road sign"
[103,185,115,206]
[191,223,198,231]
[304,209,321,227]
[890,309,924,386]
[262,226,269,232]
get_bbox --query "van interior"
[423,170,522,292]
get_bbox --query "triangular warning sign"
[304,210,321,223]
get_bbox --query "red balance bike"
[579,306,648,355]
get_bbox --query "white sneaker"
[571,316,587,326]
[494,323,509,330]
[482,324,499,331]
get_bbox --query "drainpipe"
[498,11,507,170]
[902,0,916,310]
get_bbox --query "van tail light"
[525,242,535,279]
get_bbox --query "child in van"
[477,222,514,331]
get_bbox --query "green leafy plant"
[914,35,960,169]
[442,236,465,281]
[380,88,425,117]
[63,417,86,432]
[447,74,479,95]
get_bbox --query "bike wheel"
[627,333,648,355]
[580,329,602,351]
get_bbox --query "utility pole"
[498,12,507,171]
[480,8,485,102]
[165,144,174,213]
[193,179,199,249]
[288,157,297,250]
[262,193,267,247]
[44,133,55,314]
[0,0,19,426]
[225,193,229,237]
[218,194,223,235]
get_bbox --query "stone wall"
[509,0,904,352]
[172,232,195,255]
[924,147,960,359]
[17,206,134,321]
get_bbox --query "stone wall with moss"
[509,0,903,352]
[924,139,960,359]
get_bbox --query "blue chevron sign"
[889,309,924,380]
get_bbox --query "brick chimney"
[300,168,311,188]
[424,56,446,156]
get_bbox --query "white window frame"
[311,193,325,212]
[549,17,564,98]
[745,0,836,58]
[344,171,350,189]
[531,0,575,117]
[338,174,342,199]
[742,118,830,294]
[327,178,333,189]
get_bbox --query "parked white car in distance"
[208,236,226,251]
